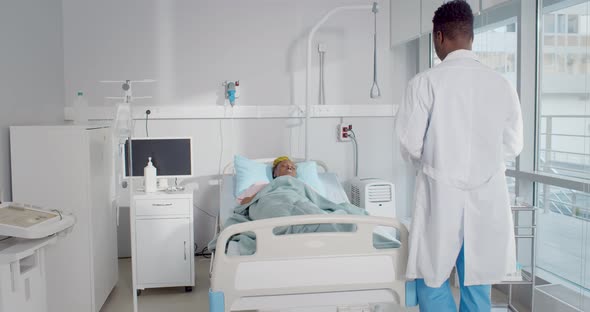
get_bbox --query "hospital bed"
[209,158,416,312]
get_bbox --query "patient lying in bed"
[209,172,400,255]
[237,156,298,205]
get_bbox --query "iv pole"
[304,3,376,161]
[100,78,154,312]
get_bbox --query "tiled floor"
[100,258,523,312]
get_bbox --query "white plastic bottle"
[144,157,157,193]
[73,91,89,124]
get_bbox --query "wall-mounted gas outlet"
[223,80,240,106]
[337,123,352,142]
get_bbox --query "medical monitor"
[124,137,193,178]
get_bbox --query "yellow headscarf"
[273,156,291,168]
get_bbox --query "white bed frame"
[209,159,413,312]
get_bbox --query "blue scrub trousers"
[416,244,491,312]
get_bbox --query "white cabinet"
[9,125,118,312]
[136,219,191,285]
[132,191,194,293]
[0,237,55,312]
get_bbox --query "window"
[538,184,590,219]
[568,15,579,34]
[539,4,590,181]
[544,35,555,46]
[557,14,567,33]
[544,14,556,33]
[476,23,518,84]
[537,0,590,303]
[544,52,556,72]
[536,183,590,297]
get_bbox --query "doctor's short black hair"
[432,0,474,40]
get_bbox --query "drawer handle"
[152,203,173,207]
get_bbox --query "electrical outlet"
[234,80,240,98]
[337,123,351,142]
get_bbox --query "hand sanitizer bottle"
[144,157,157,193]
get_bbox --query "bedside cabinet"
[131,190,195,295]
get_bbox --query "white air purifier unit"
[350,178,395,218]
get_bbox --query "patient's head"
[272,156,297,179]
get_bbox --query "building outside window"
[537,0,589,304]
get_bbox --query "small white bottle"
[144,157,157,193]
[73,91,89,124]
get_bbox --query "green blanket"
[208,176,400,255]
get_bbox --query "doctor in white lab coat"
[395,1,523,311]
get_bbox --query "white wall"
[61,0,419,251]
[62,0,394,107]
[0,0,65,202]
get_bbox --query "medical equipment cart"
[0,236,55,312]
[131,189,195,295]
[495,204,538,312]
[0,202,75,312]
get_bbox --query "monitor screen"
[124,137,192,177]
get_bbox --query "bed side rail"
[210,215,411,310]
[213,215,408,273]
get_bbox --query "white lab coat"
[396,49,523,287]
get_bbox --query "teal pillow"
[296,161,327,197]
[234,155,272,197]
